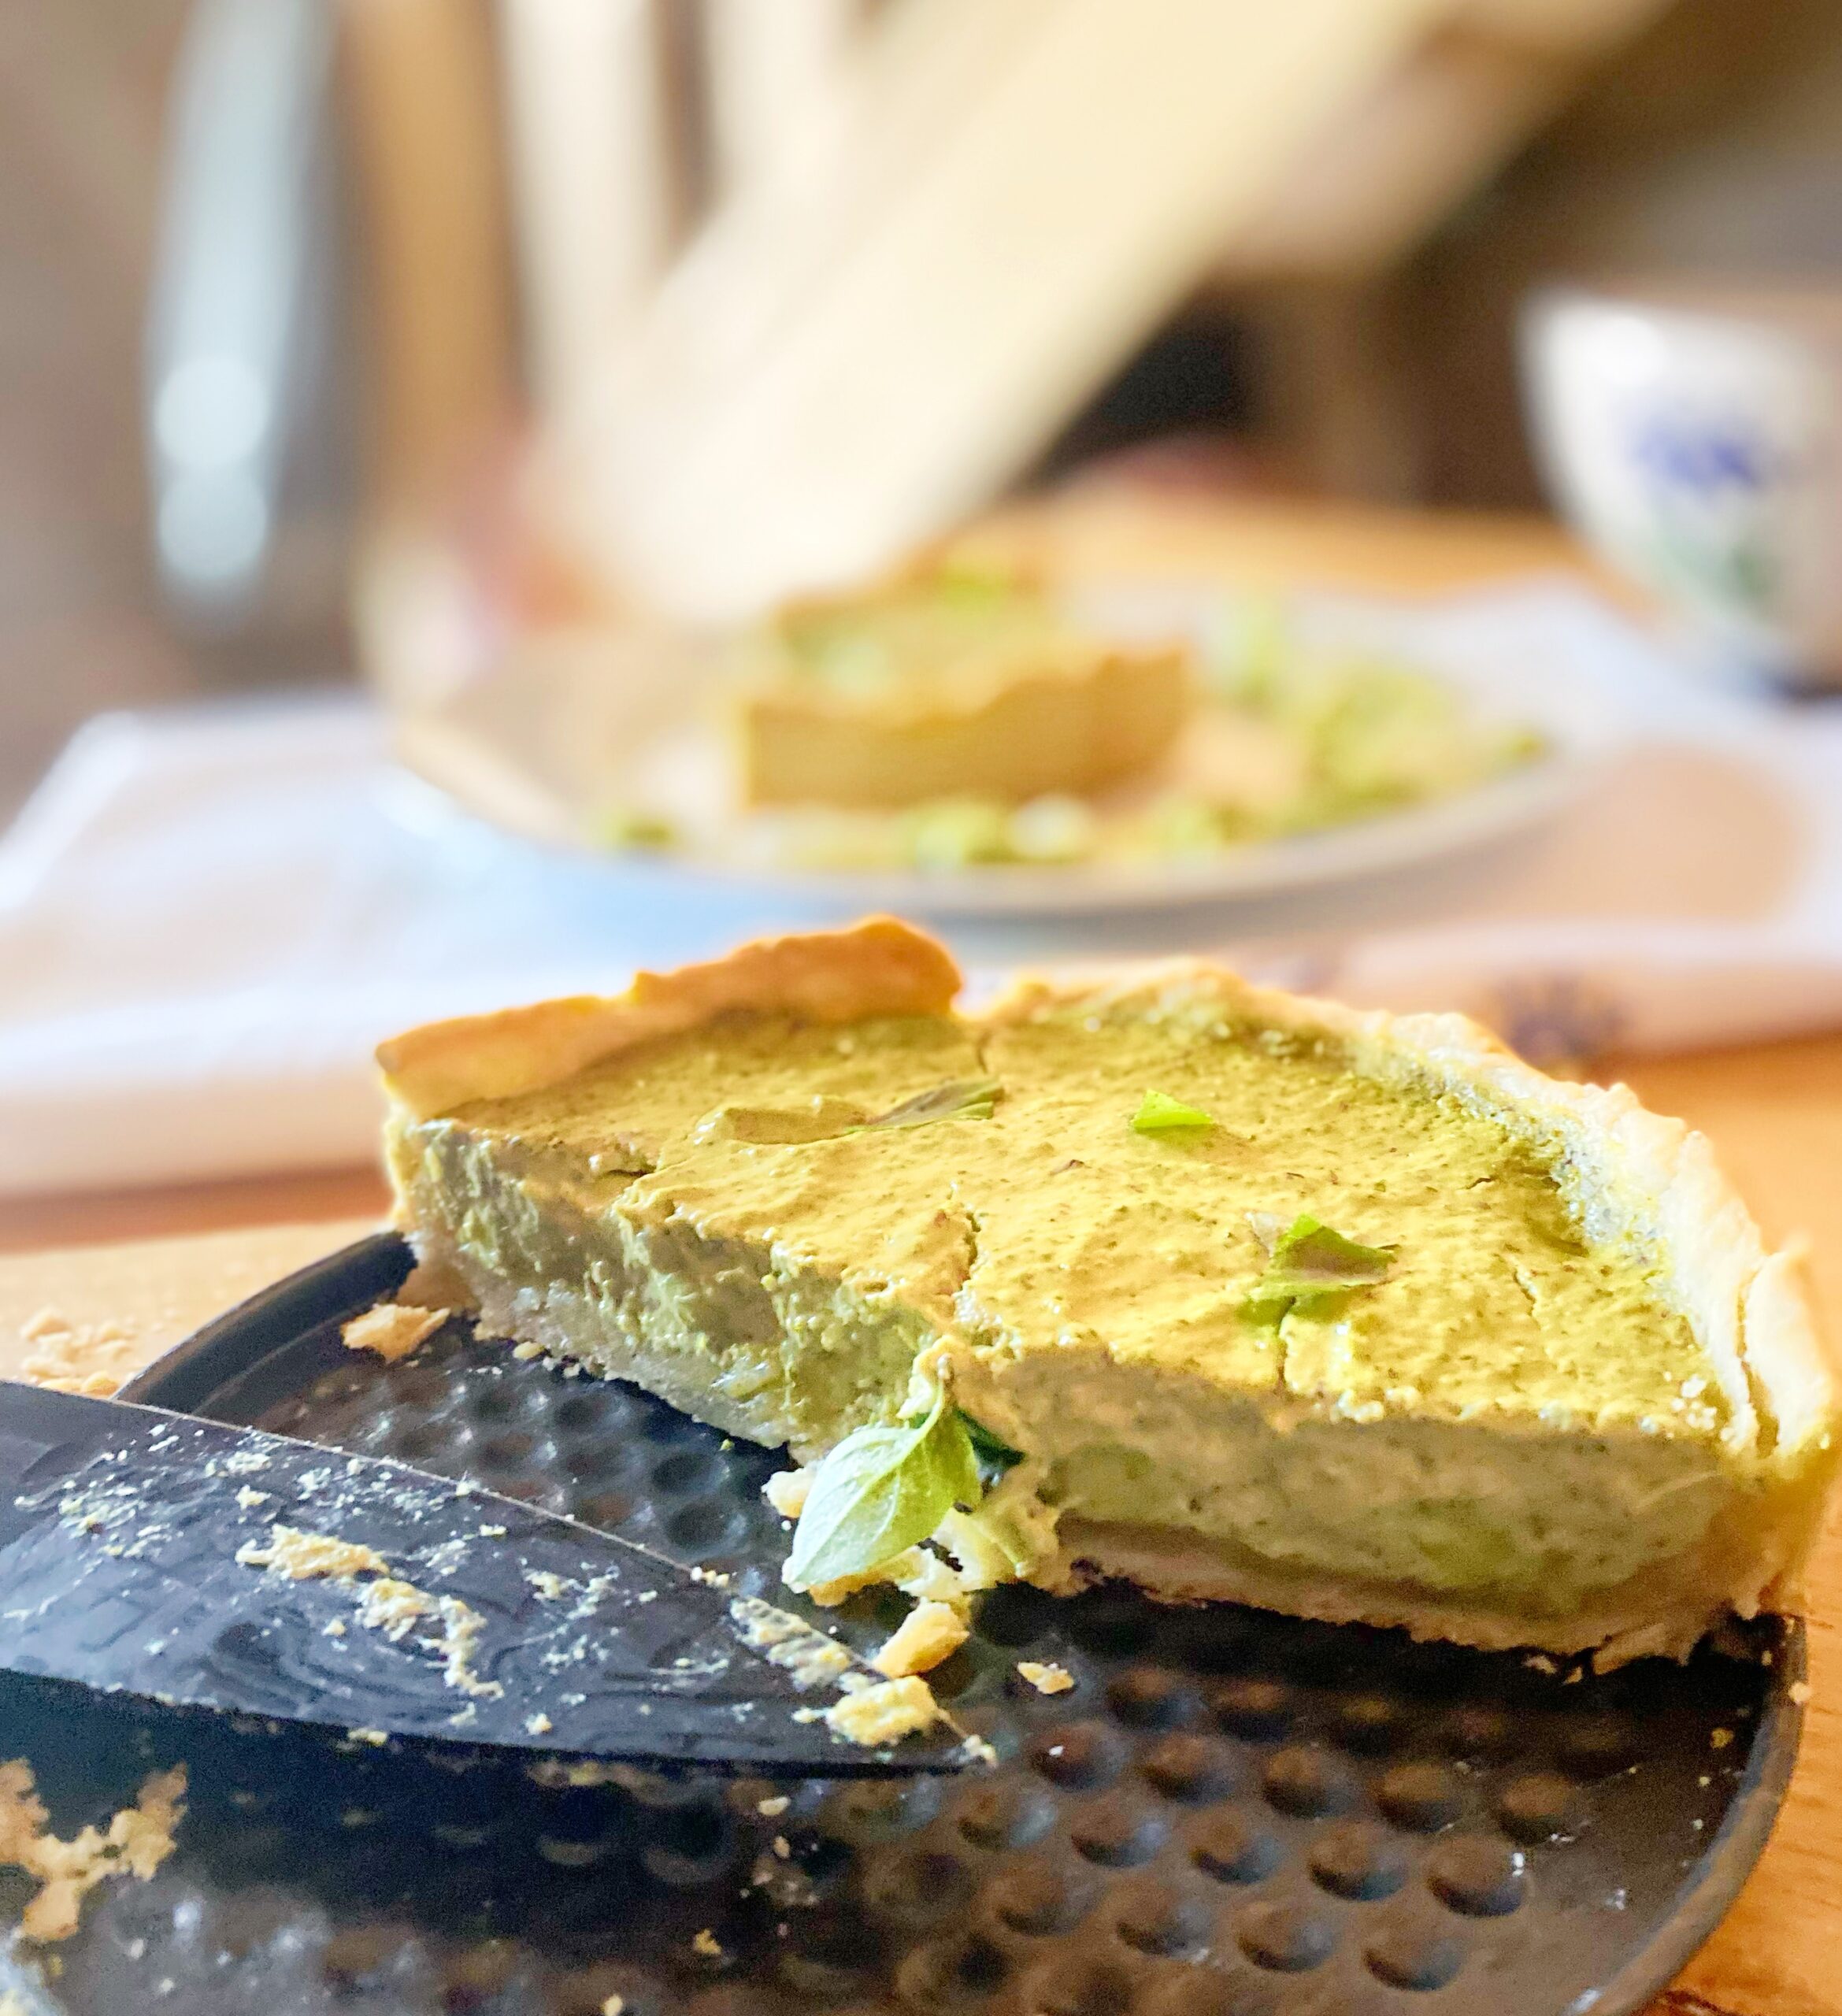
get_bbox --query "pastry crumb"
[756,1795,790,1817]
[799,1573,864,1607]
[427,1595,502,1699]
[729,1596,853,1688]
[354,1577,435,1642]
[524,1569,570,1600]
[601,1998,625,2016]
[236,1526,390,1581]
[960,1733,999,1768]
[347,1729,389,1747]
[234,1487,270,1510]
[795,1542,947,1608]
[1710,1726,1734,1749]
[691,1927,723,1959]
[1789,1681,1813,1707]
[873,1601,969,1678]
[525,1713,554,1736]
[323,1618,347,1638]
[17,1306,142,1398]
[239,1526,500,1699]
[526,1759,628,1789]
[823,1676,939,1747]
[1016,1660,1074,1695]
[341,1302,449,1364]
[762,1468,812,1520]
[512,1340,546,1360]
[0,1759,186,1942]
[893,1548,973,1609]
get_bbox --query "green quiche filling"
[393,990,1744,1634]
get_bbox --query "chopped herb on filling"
[1242,1213,1395,1325]
[1132,1090,1216,1133]
[858,1079,1000,1130]
[960,1411,1025,1489]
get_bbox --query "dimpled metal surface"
[5,1240,1801,2015]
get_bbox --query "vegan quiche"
[733,557,1192,810]
[378,919,1836,1665]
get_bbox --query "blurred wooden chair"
[487,0,1681,617]
[160,0,1682,636]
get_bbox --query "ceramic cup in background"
[1521,282,1842,688]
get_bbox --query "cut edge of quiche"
[376,917,1837,1667]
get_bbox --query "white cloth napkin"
[5,582,1842,1197]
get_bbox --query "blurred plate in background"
[385,579,1621,925]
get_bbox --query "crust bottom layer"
[1045,1519,1793,1670]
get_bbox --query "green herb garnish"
[859,1079,1000,1130]
[1132,1090,1216,1134]
[786,1391,983,1589]
[1241,1214,1395,1326]
[595,806,680,852]
[933,558,1021,607]
[960,1411,1025,1489]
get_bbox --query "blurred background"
[9,0,1842,817]
[13,0,1842,1225]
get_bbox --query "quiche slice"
[377,920,1836,1665]
[734,559,1192,810]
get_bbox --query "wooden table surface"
[0,496,1836,2014]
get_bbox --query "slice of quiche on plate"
[732,554,1195,812]
[377,919,1836,1666]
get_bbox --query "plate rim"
[386,576,1630,921]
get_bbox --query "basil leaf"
[936,1410,984,1510]
[859,1079,1000,1130]
[698,1079,999,1148]
[1242,1214,1395,1325]
[787,1393,982,1588]
[959,1410,1024,1488]
[1275,1217,1394,1284]
[1132,1090,1215,1134]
